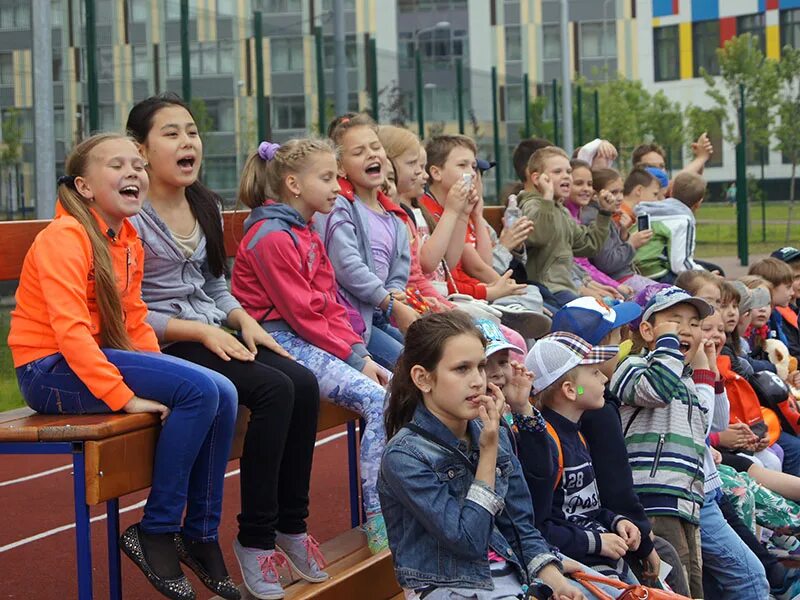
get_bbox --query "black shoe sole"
[119,524,196,600]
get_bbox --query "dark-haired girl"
[127,95,325,600]
[378,311,609,599]
[9,134,238,600]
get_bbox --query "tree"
[774,46,800,241]
[641,90,685,171]
[378,82,409,127]
[0,109,23,218]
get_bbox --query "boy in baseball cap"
[771,246,800,310]
[518,332,643,582]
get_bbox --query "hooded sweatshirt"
[518,189,611,294]
[634,198,703,279]
[9,202,160,410]
[581,202,637,281]
[231,201,370,370]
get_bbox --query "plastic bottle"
[504,194,521,229]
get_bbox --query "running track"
[0,426,354,599]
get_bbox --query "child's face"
[338,125,386,191]
[572,365,608,411]
[604,177,624,210]
[720,300,740,334]
[393,146,423,198]
[570,166,593,207]
[421,333,487,424]
[639,151,666,170]
[772,282,793,308]
[140,104,202,189]
[382,161,398,200]
[701,311,726,355]
[790,264,800,301]
[598,328,622,380]
[541,155,573,200]
[485,349,511,389]
[292,151,340,214]
[750,301,771,329]
[649,303,702,363]
[639,180,661,203]
[431,145,477,193]
[695,282,721,310]
[418,146,429,185]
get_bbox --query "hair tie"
[340,117,350,124]
[57,175,76,188]
[258,141,281,162]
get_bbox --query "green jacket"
[633,221,671,280]
[518,190,611,294]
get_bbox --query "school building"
[0,0,799,216]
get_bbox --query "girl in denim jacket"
[378,311,594,599]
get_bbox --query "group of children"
[7,92,800,599]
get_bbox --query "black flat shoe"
[119,524,196,600]
[175,533,241,600]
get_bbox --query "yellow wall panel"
[767,24,780,60]
[679,21,692,79]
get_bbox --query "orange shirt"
[9,202,159,410]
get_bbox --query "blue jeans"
[700,490,769,600]
[367,312,403,369]
[778,431,800,477]
[16,350,238,541]
[552,289,579,308]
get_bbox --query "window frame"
[653,25,679,82]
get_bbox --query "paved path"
[705,253,768,278]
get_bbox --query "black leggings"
[165,341,320,550]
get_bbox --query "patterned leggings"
[271,331,387,516]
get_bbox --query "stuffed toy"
[765,338,800,399]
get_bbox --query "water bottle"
[504,194,522,229]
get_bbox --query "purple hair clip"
[258,141,281,162]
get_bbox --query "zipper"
[124,246,131,292]
[649,433,665,478]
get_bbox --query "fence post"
[760,146,766,243]
[456,58,465,134]
[368,38,379,122]
[180,0,191,102]
[552,78,559,147]
[576,84,583,146]
[523,72,530,138]
[593,89,600,139]
[736,84,749,266]
[85,0,99,131]
[253,11,265,142]
[491,66,501,202]
[415,50,424,138]
[314,26,326,135]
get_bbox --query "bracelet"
[385,294,395,319]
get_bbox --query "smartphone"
[462,172,473,188]
[637,214,651,231]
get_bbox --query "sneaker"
[232,538,288,600]
[275,532,329,583]
[493,303,552,340]
[362,513,388,554]
[774,577,800,600]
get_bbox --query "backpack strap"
[544,421,587,491]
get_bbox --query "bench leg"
[72,445,93,600]
[106,499,122,600]
[346,420,360,528]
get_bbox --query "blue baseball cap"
[475,318,524,357]
[552,297,642,346]
[772,247,800,263]
[477,158,497,173]
[645,166,669,189]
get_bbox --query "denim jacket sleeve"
[380,443,501,561]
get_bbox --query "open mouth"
[119,185,140,200]
[177,156,196,171]
[365,162,382,176]
[678,341,692,354]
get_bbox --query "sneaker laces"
[303,535,327,569]
[257,551,289,584]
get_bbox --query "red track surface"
[0,428,353,599]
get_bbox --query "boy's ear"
[561,378,578,402]
[410,365,432,393]
[639,320,656,344]
[428,163,443,183]
[529,170,540,187]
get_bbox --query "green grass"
[0,308,24,412]
[695,201,800,253]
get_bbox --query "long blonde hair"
[59,133,135,350]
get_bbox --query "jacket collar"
[541,406,582,432]
[55,200,137,244]
[337,176,408,219]
[410,403,482,454]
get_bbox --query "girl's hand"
[615,519,641,551]
[597,189,617,213]
[710,445,723,465]
[201,325,256,362]
[361,358,389,386]
[485,270,527,301]
[537,564,587,600]
[498,217,535,251]
[718,423,756,450]
[617,283,634,298]
[478,383,505,451]
[239,317,293,359]
[534,173,554,201]
[391,301,419,334]
[619,212,634,229]
[642,548,662,581]
[504,361,534,415]
[599,533,628,559]
[124,396,170,422]
[629,229,654,250]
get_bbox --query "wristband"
[386,294,395,319]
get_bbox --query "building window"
[132,46,149,79]
[653,25,679,81]
[271,37,304,73]
[738,13,765,54]
[51,0,63,27]
[505,26,521,61]
[53,54,63,82]
[204,156,238,194]
[0,1,31,29]
[781,9,800,50]
[130,0,149,22]
[216,0,235,16]
[542,24,560,60]
[219,42,233,74]
[167,42,232,76]
[54,108,65,141]
[98,47,114,80]
[505,84,524,122]
[205,99,235,132]
[397,0,467,10]
[165,0,196,21]
[692,21,719,76]
[580,22,616,58]
[95,0,114,25]
[0,53,12,86]
[99,105,117,132]
[265,0,302,13]
[416,28,467,64]
[323,35,358,69]
[321,0,355,10]
[272,95,306,129]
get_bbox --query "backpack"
[544,421,587,491]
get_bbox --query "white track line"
[0,428,353,554]
[0,464,72,487]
